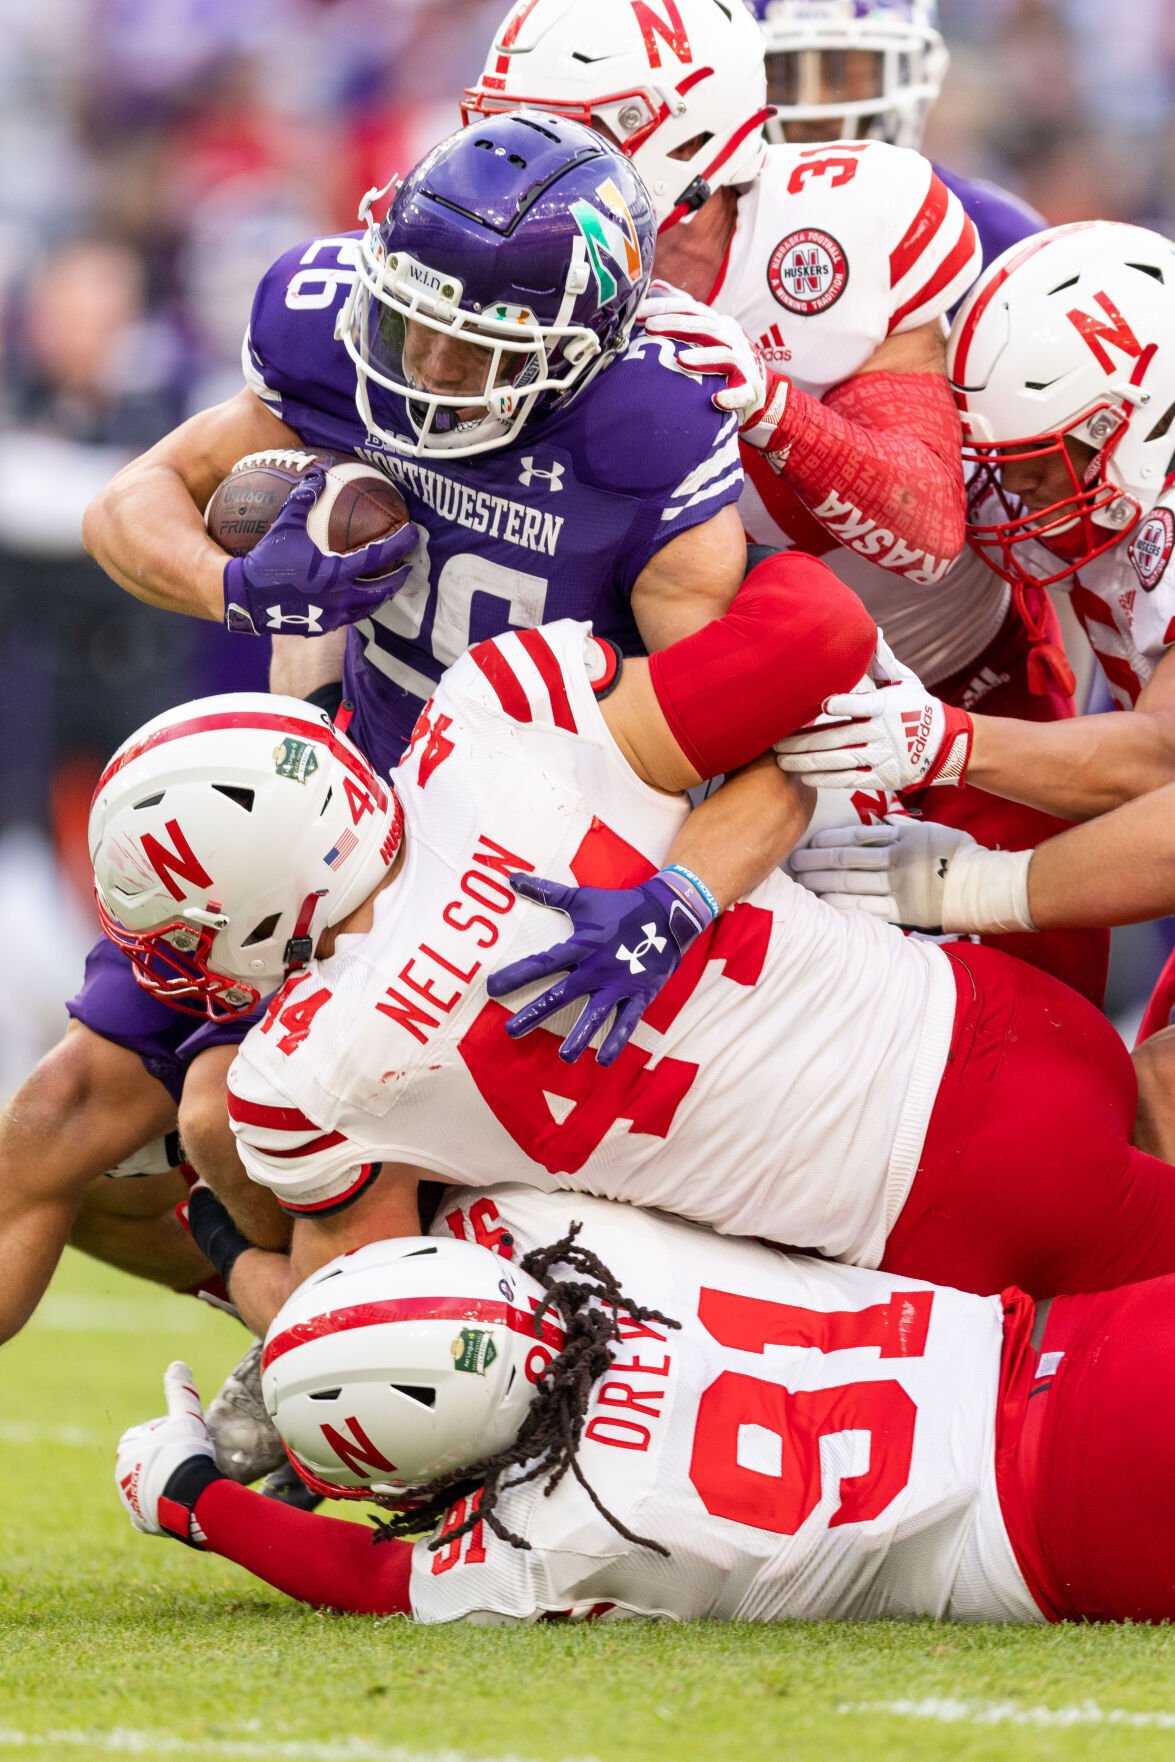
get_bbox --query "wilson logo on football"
[767,229,849,316]
[901,706,934,767]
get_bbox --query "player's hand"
[790,817,1035,934]
[774,634,974,794]
[222,466,420,636]
[638,292,785,439]
[486,868,717,1065]
[115,1361,225,1548]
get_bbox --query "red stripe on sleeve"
[278,1163,380,1216]
[263,1130,348,1161]
[468,640,533,723]
[516,628,578,732]
[227,1092,322,1133]
[888,213,980,334]
[890,172,951,289]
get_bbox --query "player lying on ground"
[116,1184,1175,1626]
[773,222,1175,823]
[0,113,821,1349]
[91,606,1175,1306]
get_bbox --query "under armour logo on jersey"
[519,457,565,492]
[616,925,668,974]
[266,604,324,633]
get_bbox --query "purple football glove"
[222,466,419,636]
[487,866,719,1065]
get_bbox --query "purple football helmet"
[338,111,657,458]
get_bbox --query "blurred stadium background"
[2,0,1172,1094]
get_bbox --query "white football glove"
[115,1361,224,1548]
[638,286,786,439]
[789,817,1035,934]
[774,633,974,794]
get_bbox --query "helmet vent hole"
[402,1245,439,1258]
[1129,261,1165,283]
[1145,402,1175,443]
[319,786,333,817]
[308,1388,342,1401]
[1046,276,1081,296]
[213,785,255,813]
[133,793,164,810]
[391,1384,437,1408]
[242,913,281,947]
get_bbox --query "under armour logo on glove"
[616,926,668,975]
[222,467,420,637]
[487,865,720,1065]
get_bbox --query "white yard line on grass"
[842,1699,1175,1730]
[0,1421,104,1448]
[0,1731,599,1762]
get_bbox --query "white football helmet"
[752,0,948,148]
[948,221,1175,588]
[462,0,772,231]
[89,693,403,1020]
[261,1237,566,1500]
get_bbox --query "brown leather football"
[205,450,409,555]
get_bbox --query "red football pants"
[880,945,1175,1298]
[998,1277,1175,1622]
[909,602,1110,1008]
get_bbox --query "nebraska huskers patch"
[1130,507,1175,590]
[768,228,849,315]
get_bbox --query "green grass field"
[5,1250,1175,1762]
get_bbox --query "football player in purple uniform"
[0,115,866,1350]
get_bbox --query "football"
[205,449,409,555]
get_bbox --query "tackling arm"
[966,649,1175,819]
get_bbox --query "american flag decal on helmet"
[324,829,359,870]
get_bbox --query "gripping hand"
[115,1361,224,1548]
[222,467,419,636]
[774,634,973,794]
[790,817,1035,934]
[487,867,717,1065]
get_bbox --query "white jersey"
[1011,486,1175,709]
[227,621,956,1265]
[410,1187,1043,1627]
[716,141,1008,685]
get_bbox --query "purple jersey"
[242,232,742,774]
[933,165,1044,275]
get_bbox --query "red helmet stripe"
[95,710,387,810]
[262,1293,566,1370]
[950,222,1103,395]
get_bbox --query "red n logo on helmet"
[321,1416,398,1480]
[141,819,214,902]
[1067,291,1157,379]
[631,0,691,68]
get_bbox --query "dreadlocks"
[371,1224,680,1558]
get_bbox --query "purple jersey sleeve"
[933,165,1045,274]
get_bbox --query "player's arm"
[778,639,1175,818]
[82,388,300,620]
[488,550,877,1064]
[114,1361,413,1615]
[964,646,1175,818]
[792,778,1175,937]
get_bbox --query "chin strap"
[283,889,327,973]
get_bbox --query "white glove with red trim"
[115,1361,224,1548]
[789,817,1035,933]
[638,288,788,446]
[775,634,974,794]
